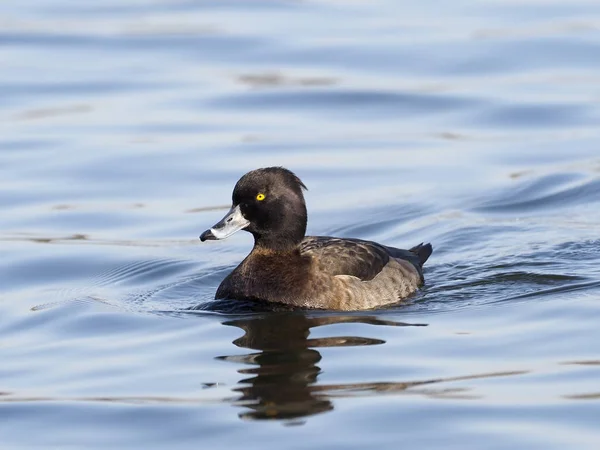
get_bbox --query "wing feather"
[300,236,390,281]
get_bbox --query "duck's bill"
[200,205,250,241]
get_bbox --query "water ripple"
[3,0,600,447]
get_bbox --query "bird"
[200,167,432,310]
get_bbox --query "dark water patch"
[504,279,600,302]
[0,139,59,153]
[477,102,597,128]
[261,34,600,80]
[414,231,600,312]
[428,270,591,305]
[430,223,524,254]
[446,38,600,76]
[551,239,600,261]
[473,172,600,214]
[0,80,166,100]
[193,299,304,314]
[325,202,433,239]
[209,89,481,119]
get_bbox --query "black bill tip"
[200,229,216,242]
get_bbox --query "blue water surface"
[1,0,600,448]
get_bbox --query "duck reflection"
[217,312,421,421]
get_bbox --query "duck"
[200,167,432,311]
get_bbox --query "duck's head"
[200,167,308,251]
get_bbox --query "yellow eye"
[256,193,266,201]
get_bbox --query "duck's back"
[300,236,391,281]
[299,236,432,310]
[300,236,430,280]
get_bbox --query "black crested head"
[232,167,308,251]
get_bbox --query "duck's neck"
[250,216,306,253]
[251,234,302,254]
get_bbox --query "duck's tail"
[409,243,433,268]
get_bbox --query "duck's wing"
[300,236,393,281]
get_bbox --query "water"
[2,0,600,448]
